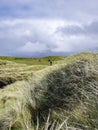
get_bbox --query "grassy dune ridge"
[0,52,98,130]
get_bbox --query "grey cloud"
[0,19,59,56]
[0,19,98,57]
[57,21,98,36]
[86,22,98,34]
[57,25,84,35]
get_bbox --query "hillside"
[0,60,47,88]
[0,56,64,65]
[0,52,98,130]
[0,56,64,88]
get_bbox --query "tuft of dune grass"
[26,54,98,129]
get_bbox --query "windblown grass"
[0,59,47,88]
[0,52,98,130]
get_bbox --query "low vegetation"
[0,59,48,88]
[0,56,64,65]
[0,52,98,130]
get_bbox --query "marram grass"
[0,52,98,130]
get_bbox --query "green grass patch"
[0,56,64,65]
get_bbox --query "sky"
[0,0,98,57]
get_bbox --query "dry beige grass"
[0,52,98,130]
[0,59,47,88]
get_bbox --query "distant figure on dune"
[48,59,52,65]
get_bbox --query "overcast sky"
[0,0,98,57]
